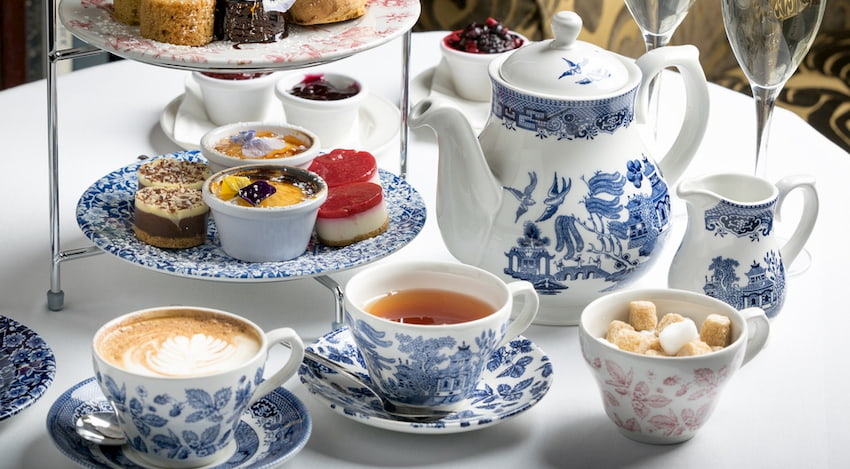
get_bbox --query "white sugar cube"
[658,318,699,355]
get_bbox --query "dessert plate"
[0,315,56,421]
[76,151,426,281]
[47,377,311,469]
[160,77,400,154]
[58,0,420,71]
[298,327,553,434]
[410,59,490,133]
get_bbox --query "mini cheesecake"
[308,148,380,188]
[138,158,211,190]
[316,182,388,247]
[134,186,209,248]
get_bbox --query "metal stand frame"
[44,0,412,323]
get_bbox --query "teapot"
[409,11,710,325]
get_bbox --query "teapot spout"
[409,97,502,265]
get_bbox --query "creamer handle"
[775,174,819,266]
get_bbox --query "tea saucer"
[0,315,56,421]
[298,327,553,434]
[47,378,311,469]
[161,76,400,154]
[410,58,490,133]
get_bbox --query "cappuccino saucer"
[47,378,311,468]
[298,327,553,434]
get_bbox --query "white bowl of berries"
[440,17,527,102]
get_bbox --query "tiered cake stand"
[46,0,424,324]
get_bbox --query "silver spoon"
[302,348,453,423]
[75,410,127,446]
[73,348,452,446]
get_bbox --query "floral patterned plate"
[298,327,554,434]
[0,315,56,421]
[58,0,421,71]
[76,151,426,281]
[47,378,311,469]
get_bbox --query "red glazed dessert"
[308,149,380,187]
[316,182,389,246]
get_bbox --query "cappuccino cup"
[344,260,539,412]
[92,306,304,468]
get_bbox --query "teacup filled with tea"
[343,260,539,412]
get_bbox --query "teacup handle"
[775,174,819,267]
[498,280,539,347]
[249,327,304,405]
[740,307,770,366]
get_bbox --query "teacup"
[92,306,304,467]
[579,288,770,444]
[192,71,280,126]
[274,71,367,148]
[343,260,539,412]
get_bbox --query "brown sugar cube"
[657,313,686,334]
[700,313,732,348]
[629,300,658,331]
[676,340,712,357]
[645,336,665,355]
[606,320,635,343]
[612,329,656,354]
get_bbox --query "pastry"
[134,186,209,248]
[286,0,368,25]
[315,181,388,246]
[222,0,288,43]
[307,148,379,188]
[137,158,211,190]
[139,0,216,46]
[113,0,141,24]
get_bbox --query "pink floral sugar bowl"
[578,288,770,444]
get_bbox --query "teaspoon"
[75,410,127,446]
[302,348,453,423]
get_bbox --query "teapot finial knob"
[550,11,582,50]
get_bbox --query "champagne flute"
[721,0,826,178]
[624,0,697,142]
[722,0,826,276]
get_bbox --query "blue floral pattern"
[298,327,553,434]
[0,315,56,420]
[46,377,311,468]
[76,151,427,280]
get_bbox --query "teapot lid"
[499,11,631,96]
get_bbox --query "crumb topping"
[136,186,206,213]
[138,158,210,185]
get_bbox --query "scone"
[286,0,368,25]
[139,0,216,46]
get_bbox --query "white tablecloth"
[0,31,847,468]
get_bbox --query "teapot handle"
[635,45,710,185]
[775,174,819,266]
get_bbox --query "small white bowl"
[440,29,527,102]
[192,71,280,125]
[275,72,368,149]
[202,164,328,262]
[200,122,321,173]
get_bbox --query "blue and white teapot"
[409,11,710,325]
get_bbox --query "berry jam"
[444,17,524,54]
[289,74,361,101]
[201,72,272,80]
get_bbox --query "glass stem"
[752,85,781,178]
[643,34,671,146]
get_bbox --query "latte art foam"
[97,311,263,378]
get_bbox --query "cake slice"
[308,148,380,188]
[315,182,388,246]
[138,158,211,190]
[134,186,209,248]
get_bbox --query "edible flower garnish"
[230,130,288,159]
[219,175,252,199]
[238,180,277,206]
